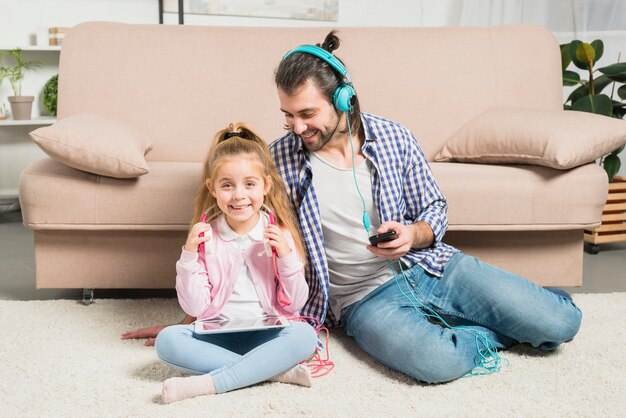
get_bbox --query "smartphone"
[369,230,398,246]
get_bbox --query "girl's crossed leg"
[155,321,317,402]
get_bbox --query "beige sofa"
[19,22,613,302]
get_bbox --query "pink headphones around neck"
[199,205,290,307]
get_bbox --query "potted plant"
[562,40,626,252]
[561,40,625,179]
[0,48,42,120]
[0,52,6,120]
[42,74,58,117]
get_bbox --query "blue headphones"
[282,44,356,113]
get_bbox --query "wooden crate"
[584,176,626,251]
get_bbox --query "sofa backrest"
[58,22,562,162]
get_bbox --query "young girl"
[155,123,317,404]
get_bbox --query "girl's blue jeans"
[341,252,582,384]
[155,320,317,393]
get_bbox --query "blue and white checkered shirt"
[270,112,458,326]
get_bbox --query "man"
[124,31,582,384]
[269,31,582,383]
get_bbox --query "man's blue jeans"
[341,252,582,384]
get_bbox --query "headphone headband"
[282,44,355,112]
[282,44,350,80]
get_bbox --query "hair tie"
[224,131,244,139]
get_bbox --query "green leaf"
[560,43,572,71]
[590,39,604,64]
[613,107,626,119]
[566,76,612,103]
[568,40,588,70]
[577,43,595,64]
[618,84,626,100]
[571,94,613,116]
[594,75,617,95]
[611,144,625,156]
[603,153,621,180]
[598,62,626,82]
[570,42,596,72]
[563,70,580,86]
[567,83,589,104]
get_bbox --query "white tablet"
[194,316,291,334]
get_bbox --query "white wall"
[0,0,158,46]
[0,0,433,44]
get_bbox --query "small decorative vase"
[8,96,35,120]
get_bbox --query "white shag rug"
[1,293,624,418]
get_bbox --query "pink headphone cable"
[264,205,291,307]
[287,314,335,378]
[201,208,331,375]
[266,206,333,376]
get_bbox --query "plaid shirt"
[270,112,458,326]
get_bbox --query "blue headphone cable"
[346,109,505,377]
[388,260,508,377]
[345,113,371,234]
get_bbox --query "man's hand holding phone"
[367,221,433,260]
[368,230,398,246]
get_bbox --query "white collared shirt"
[217,213,268,319]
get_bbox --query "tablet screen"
[194,316,291,334]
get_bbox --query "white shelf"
[0,117,56,126]
[0,46,61,52]
[0,188,19,199]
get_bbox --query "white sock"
[162,374,216,404]
[269,364,312,387]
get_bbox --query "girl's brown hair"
[191,122,306,262]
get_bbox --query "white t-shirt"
[310,152,396,318]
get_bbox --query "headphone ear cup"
[333,84,356,113]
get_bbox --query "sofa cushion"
[19,159,200,230]
[29,113,153,178]
[434,107,626,169]
[20,158,607,232]
[430,161,607,230]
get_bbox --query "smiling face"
[278,79,342,152]
[207,155,271,234]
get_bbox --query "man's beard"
[301,113,342,152]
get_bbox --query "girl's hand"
[264,224,291,258]
[121,315,195,346]
[121,324,168,346]
[184,222,212,253]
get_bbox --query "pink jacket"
[175,215,308,320]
